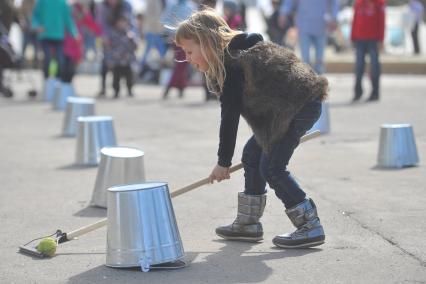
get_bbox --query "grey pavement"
[1,70,426,283]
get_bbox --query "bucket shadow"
[73,205,107,218]
[57,164,97,171]
[370,165,418,171]
[67,240,321,284]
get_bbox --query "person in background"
[161,0,195,99]
[351,0,385,102]
[105,15,137,98]
[97,0,135,97]
[223,0,244,31]
[19,0,40,67]
[409,0,424,55]
[198,0,218,101]
[31,0,78,80]
[62,1,102,85]
[80,0,100,59]
[279,0,339,74]
[138,0,167,82]
[198,0,217,9]
[265,0,290,45]
[0,0,18,98]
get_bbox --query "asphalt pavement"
[0,70,425,283]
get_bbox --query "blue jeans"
[242,99,322,209]
[299,33,327,74]
[140,33,167,68]
[354,40,381,98]
[41,39,64,79]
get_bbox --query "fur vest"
[225,41,328,153]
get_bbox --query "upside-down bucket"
[106,182,185,272]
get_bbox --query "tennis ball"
[36,237,57,257]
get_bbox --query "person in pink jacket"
[62,1,101,84]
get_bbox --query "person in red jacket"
[350,0,385,102]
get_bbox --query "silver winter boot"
[216,192,266,242]
[273,198,325,248]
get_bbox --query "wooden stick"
[65,130,321,240]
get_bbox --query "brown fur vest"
[225,41,328,153]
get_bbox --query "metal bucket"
[53,82,75,111]
[91,146,146,208]
[44,78,60,102]
[106,182,185,272]
[377,124,419,168]
[75,116,117,166]
[62,97,95,137]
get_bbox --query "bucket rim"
[108,182,168,192]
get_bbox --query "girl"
[175,9,328,248]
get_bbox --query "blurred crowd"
[0,0,424,101]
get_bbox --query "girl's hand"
[208,164,230,184]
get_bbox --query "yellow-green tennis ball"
[36,237,57,257]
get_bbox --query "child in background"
[265,0,291,46]
[62,2,101,84]
[105,15,137,98]
[223,0,243,30]
[175,9,328,248]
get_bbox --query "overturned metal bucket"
[106,182,185,272]
[44,78,60,102]
[377,124,419,168]
[91,146,146,208]
[75,116,117,166]
[53,82,75,111]
[62,97,95,137]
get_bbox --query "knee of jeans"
[263,166,286,189]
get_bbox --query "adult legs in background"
[367,40,381,101]
[312,35,327,74]
[139,32,167,77]
[40,39,64,79]
[411,22,420,55]
[353,40,367,101]
[61,56,75,83]
[299,33,311,69]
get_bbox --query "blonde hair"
[175,8,241,94]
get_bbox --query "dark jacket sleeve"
[217,33,263,167]
[217,64,243,167]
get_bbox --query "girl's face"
[178,38,209,72]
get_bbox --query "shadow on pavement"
[73,205,107,218]
[56,164,97,170]
[67,240,321,284]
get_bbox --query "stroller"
[0,22,37,98]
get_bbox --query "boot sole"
[216,233,263,242]
[273,239,325,249]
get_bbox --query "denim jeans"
[299,33,327,74]
[241,99,322,209]
[41,39,64,79]
[140,33,167,68]
[354,40,381,98]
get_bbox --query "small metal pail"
[62,97,95,137]
[53,82,75,111]
[91,146,146,208]
[106,182,185,272]
[377,124,419,168]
